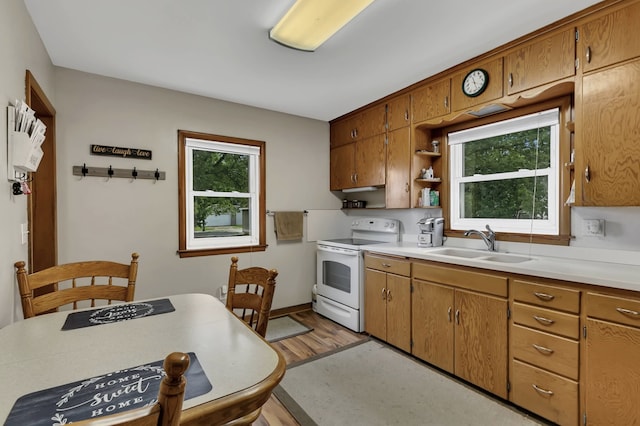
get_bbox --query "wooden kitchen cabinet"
[451,57,504,113]
[412,262,509,398]
[330,134,386,190]
[386,127,411,208]
[412,78,451,123]
[386,94,411,131]
[364,254,411,352]
[510,279,580,426]
[330,104,387,148]
[585,292,640,425]
[576,57,640,205]
[578,0,640,73]
[505,28,576,95]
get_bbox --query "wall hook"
[81,163,88,177]
[132,167,138,179]
[107,165,114,179]
[154,168,160,181]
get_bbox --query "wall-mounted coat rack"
[72,164,166,180]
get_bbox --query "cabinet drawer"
[512,302,579,340]
[413,262,507,297]
[365,255,410,277]
[511,324,578,380]
[586,292,640,328]
[512,279,580,313]
[511,360,578,426]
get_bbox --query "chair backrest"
[72,352,190,426]
[14,252,140,319]
[226,256,278,337]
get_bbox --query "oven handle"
[317,246,359,256]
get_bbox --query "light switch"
[21,223,29,245]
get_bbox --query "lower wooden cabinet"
[364,254,411,352]
[412,263,509,399]
[585,292,640,425]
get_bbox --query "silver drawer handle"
[532,344,554,355]
[534,292,555,301]
[447,306,452,322]
[381,263,391,268]
[381,288,387,300]
[532,384,554,396]
[616,307,640,317]
[533,315,555,325]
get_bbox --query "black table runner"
[4,352,212,426]
[61,298,175,330]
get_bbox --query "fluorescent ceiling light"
[269,0,375,52]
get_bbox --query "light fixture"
[342,186,379,193]
[269,0,376,52]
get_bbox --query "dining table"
[0,293,286,425]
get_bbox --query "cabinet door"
[386,127,411,208]
[585,318,640,424]
[580,1,640,73]
[354,134,386,187]
[331,117,354,148]
[364,268,387,340]
[412,279,454,373]
[359,104,387,139]
[505,28,575,95]
[454,290,508,399]
[387,94,410,131]
[412,79,451,123]
[329,143,355,191]
[385,273,411,353]
[578,58,640,205]
[451,57,504,112]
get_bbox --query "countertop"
[363,242,640,293]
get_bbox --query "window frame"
[177,130,266,258]
[449,108,560,235]
[442,97,573,246]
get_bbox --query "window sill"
[177,244,268,258]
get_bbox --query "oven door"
[316,244,361,310]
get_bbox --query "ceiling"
[24,0,603,122]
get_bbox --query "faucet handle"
[485,224,495,236]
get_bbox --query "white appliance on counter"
[316,218,400,332]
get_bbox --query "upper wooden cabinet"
[579,0,640,73]
[412,79,451,123]
[331,104,387,148]
[451,57,504,112]
[577,57,640,205]
[386,94,411,131]
[386,127,411,208]
[505,28,576,95]
[330,134,386,191]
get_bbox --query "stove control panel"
[351,218,399,233]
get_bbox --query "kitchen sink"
[428,248,533,263]
[429,248,488,258]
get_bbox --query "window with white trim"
[178,131,266,257]
[448,108,559,235]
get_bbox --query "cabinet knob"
[444,96,449,109]
[404,110,409,121]
[455,309,460,325]
[534,292,555,301]
[508,73,513,87]
[585,165,590,183]
[405,182,409,193]
[616,307,640,317]
[533,315,555,325]
[447,306,452,322]
[386,289,392,301]
[381,287,387,300]
[532,344,554,354]
[586,46,592,63]
[532,384,554,396]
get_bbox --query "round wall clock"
[462,68,489,97]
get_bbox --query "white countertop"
[364,242,640,293]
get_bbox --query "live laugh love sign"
[4,353,212,426]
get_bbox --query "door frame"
[25,70,57,273]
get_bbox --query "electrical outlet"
[583,219,605,237]
[21,223,29,245]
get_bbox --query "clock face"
[462,69,489,97]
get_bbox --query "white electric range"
[315,218,400,332]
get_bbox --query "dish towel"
[274,211,304,241]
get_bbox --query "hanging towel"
[274,211,304,241]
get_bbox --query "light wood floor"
[253,310,368,426]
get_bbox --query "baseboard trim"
[270,303,312,318]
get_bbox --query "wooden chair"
[14,252,139,319]
[72,352,190,426]
[226,256,278,337]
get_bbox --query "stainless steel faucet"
[464,225,496,251]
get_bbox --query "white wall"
[53,68,339,321]
[0,0,55,327]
